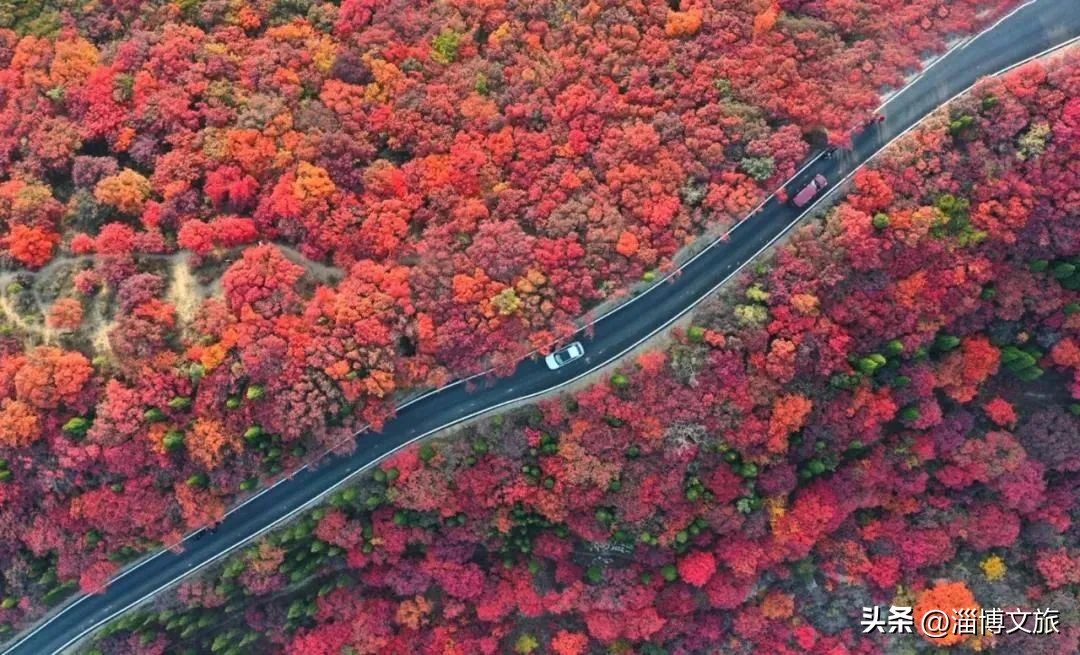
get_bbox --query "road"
[5,0,1078,652]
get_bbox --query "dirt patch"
[277,245,344,285]
[167,257,207,327]
[86,296,114,358]
[91,319,113,357]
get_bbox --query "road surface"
[5,0,1078,652]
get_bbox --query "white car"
[545,342,585,370]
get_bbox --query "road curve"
[6,1,1079,652]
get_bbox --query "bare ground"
[0,243,345,357]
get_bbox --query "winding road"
[6,1,1079,652]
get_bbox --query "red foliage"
[5,224,59,268]
[677,550,717,588]
[47,297,84,330]
[550,631,589,655]
[0,1,1073,648]
[984,397,1018,427]
[1035,548,1080,590]
[79,560,119,594]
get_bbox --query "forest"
[74,47,1080,655]
[0,0,1033,636]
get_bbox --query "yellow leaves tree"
[292,162,336,200]
[790,292,820,316]
[981,555,1007,581]
[95,169,151,214]
[49,37,99,87]
[490,287,522,316]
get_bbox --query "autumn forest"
[0,0,1077,653]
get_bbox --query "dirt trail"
[89,301,113,357]
[0,243,344,352]
[276,245,344,284]
[166,258,209,327]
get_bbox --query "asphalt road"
[6,1,1079,652]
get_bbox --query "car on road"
[545,342,585,370]
[792,173,828,208]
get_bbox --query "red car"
[792,174,828,208]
